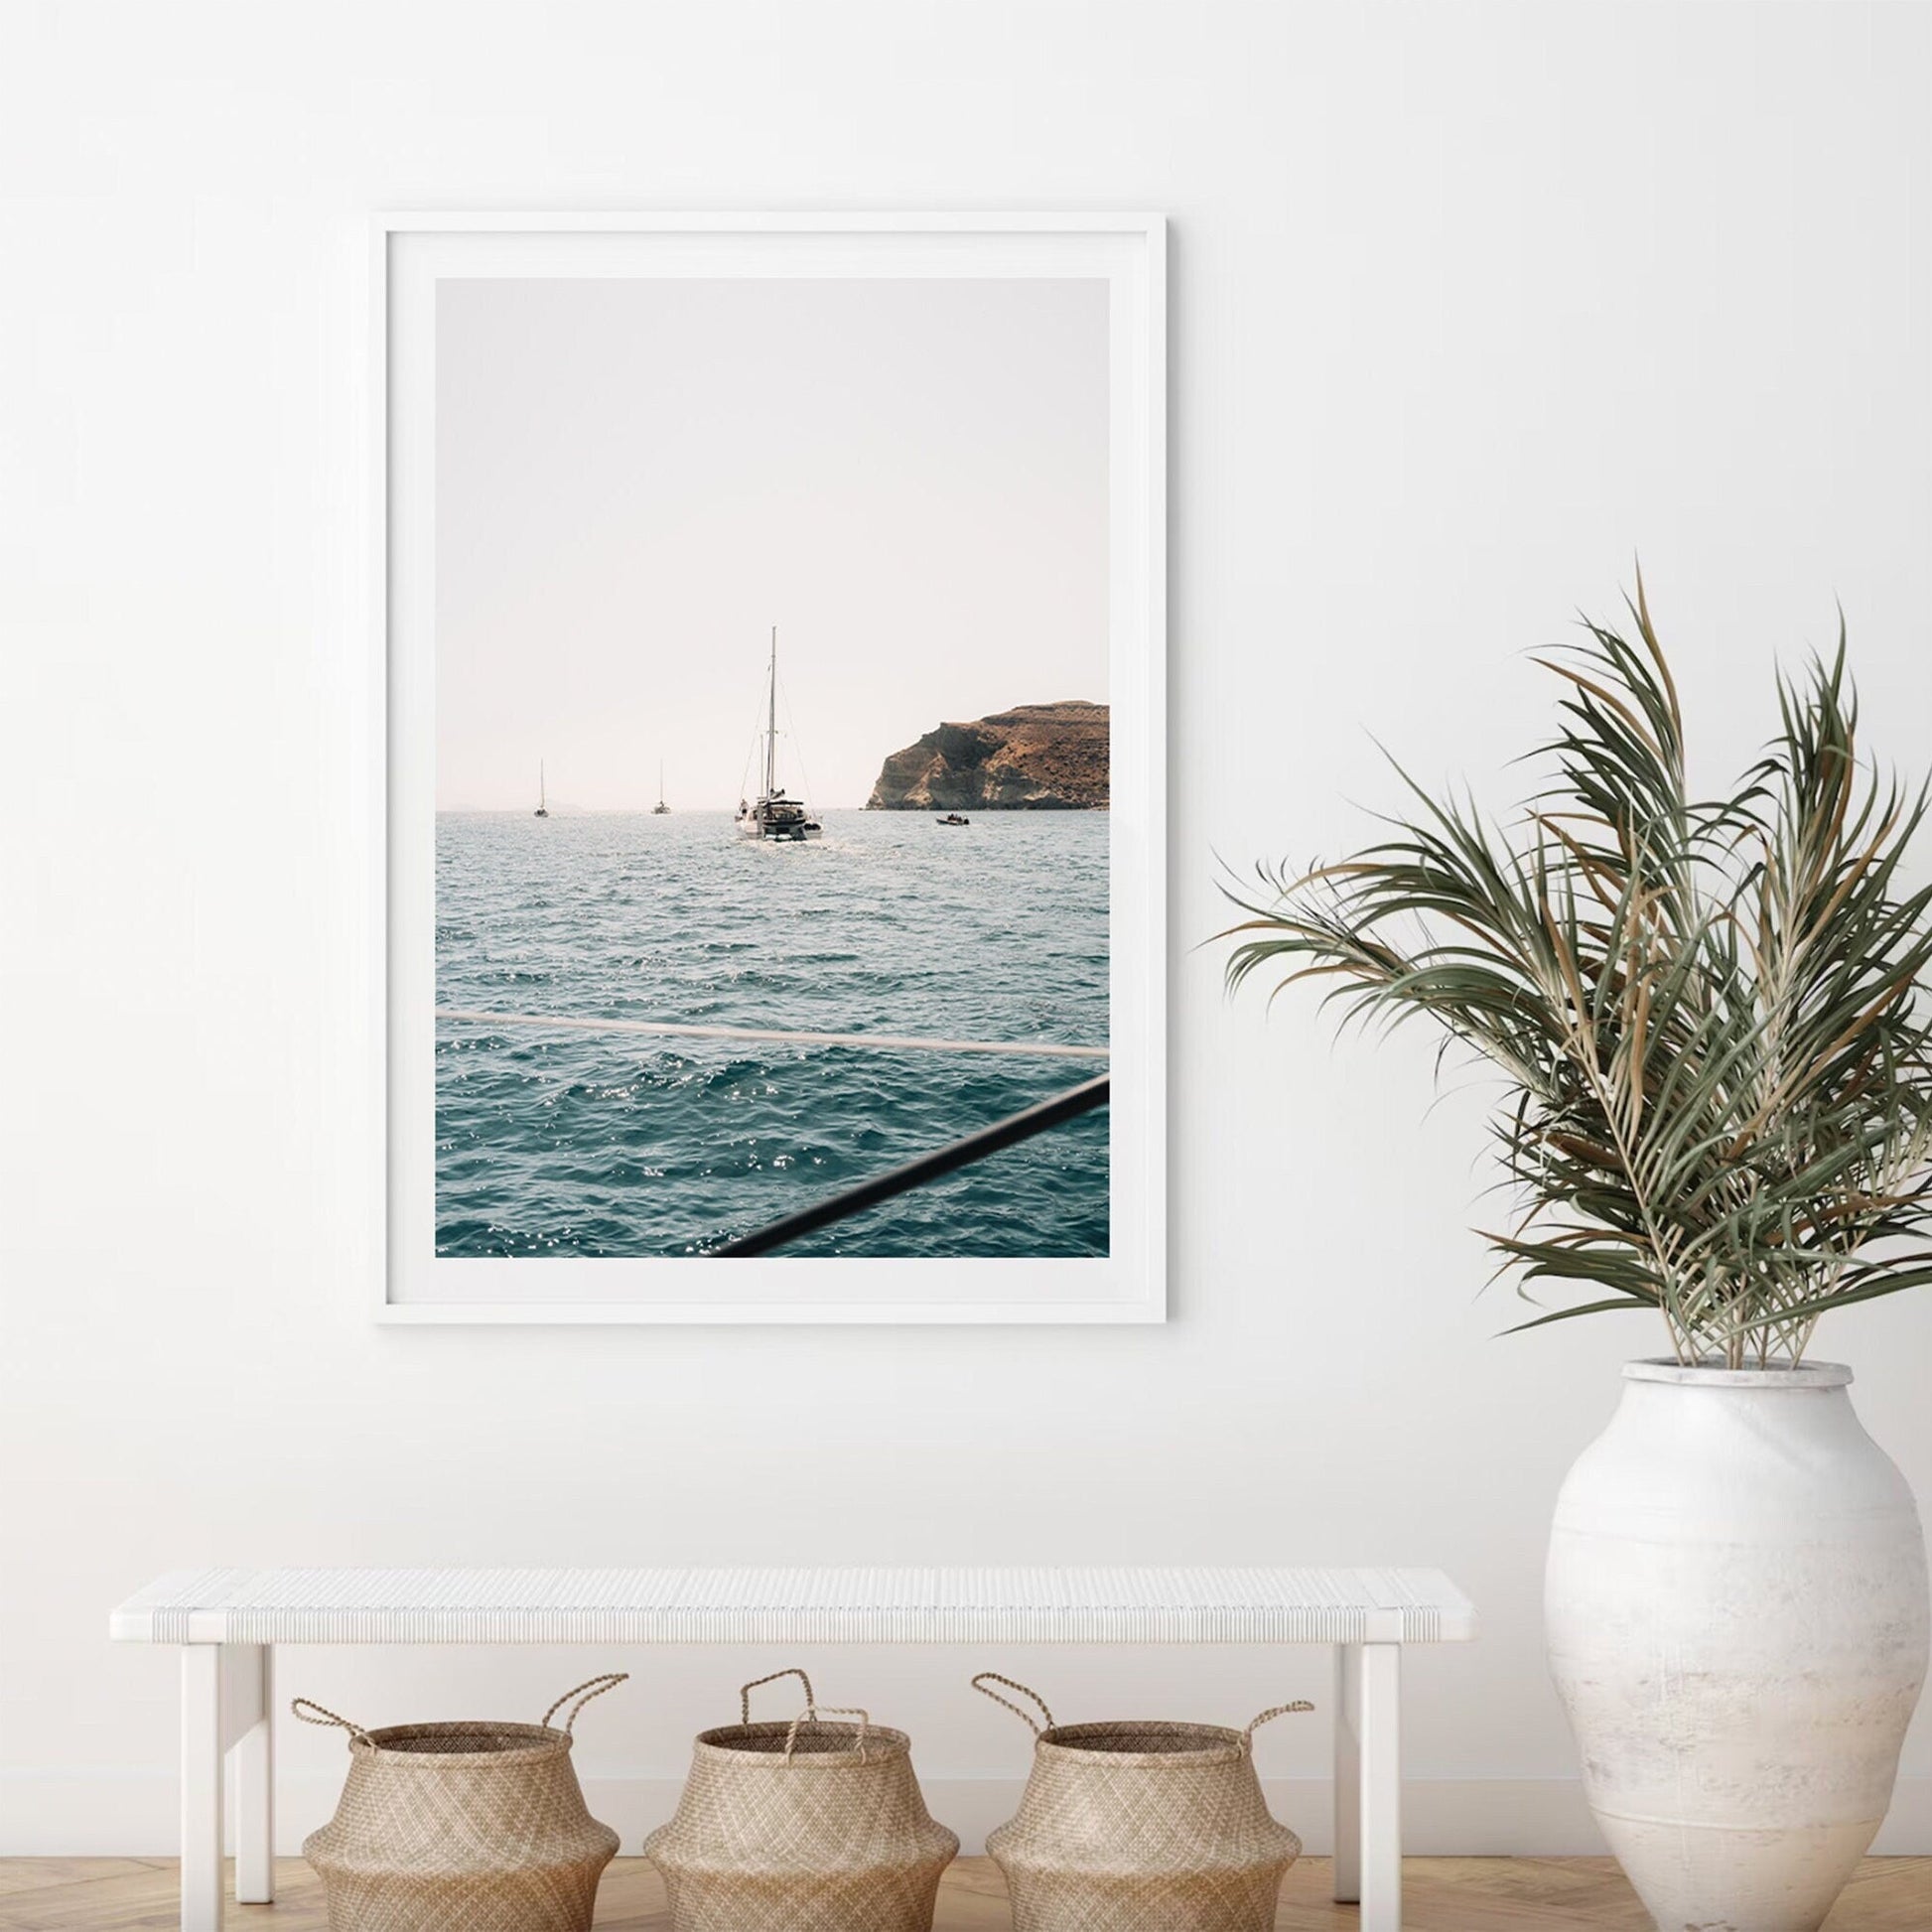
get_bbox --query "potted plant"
[1224,585,1932,1932]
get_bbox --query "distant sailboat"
[534,761,549,818]
[652,760,671,814]
[736,627,821,842]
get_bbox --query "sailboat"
[736,627,821,842]
[534,761,549,818]
[652,760,671,815]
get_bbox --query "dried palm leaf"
[1224,582,1932,1367]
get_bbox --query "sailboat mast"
[764,625,778,797]
[539,760,545,809]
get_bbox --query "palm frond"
[1222,590,1932,1366]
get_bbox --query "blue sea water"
[435,810,1109,1257]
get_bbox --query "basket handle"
[1240,1700,1315,1752]
[291,1698,375,1748]
[784,1704,871,1765]
[541,1673,629,1736]
[972,1673,1056,1737]
[741,1667,818,1725]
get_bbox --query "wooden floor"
[3,1857,1929,1930]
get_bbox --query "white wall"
[4,0,1930,1858]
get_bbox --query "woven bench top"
[110,1567,1475,1646]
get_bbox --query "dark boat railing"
[706,1073,1111,1257]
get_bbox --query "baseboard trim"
[5,1773,1930,1858]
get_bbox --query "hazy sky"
[436,275,1109,810]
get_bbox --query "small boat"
[936,813,971,826]
[736,627,822,842]
[652,759,671,814]
[534,760,549,818]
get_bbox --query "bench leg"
[1333,1644,1361,1902]
[181,1648,224,1932]
[1358,1642,1402,1931]
[180,1644,273,1930]
[1334,1642,1402,1927]
[232,1647,274,1903]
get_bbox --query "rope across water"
[435,1007,1109,1061]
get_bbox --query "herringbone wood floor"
[2,1857,1928,1929]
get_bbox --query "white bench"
[110,1565,1476,1932]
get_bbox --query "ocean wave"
[435,809,1108,1258]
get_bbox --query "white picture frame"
[374,213,1166,1322]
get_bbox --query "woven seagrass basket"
[976,1673,1311,1932]
[295,1673,625,1932]
[644,1668,959,1932]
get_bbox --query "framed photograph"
[375,213,1165,1322]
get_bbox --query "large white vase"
[1547,1360,1928,1932]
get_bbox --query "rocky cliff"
[866,701,1109,810]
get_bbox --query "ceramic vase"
[1547,1359,1928,1932]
